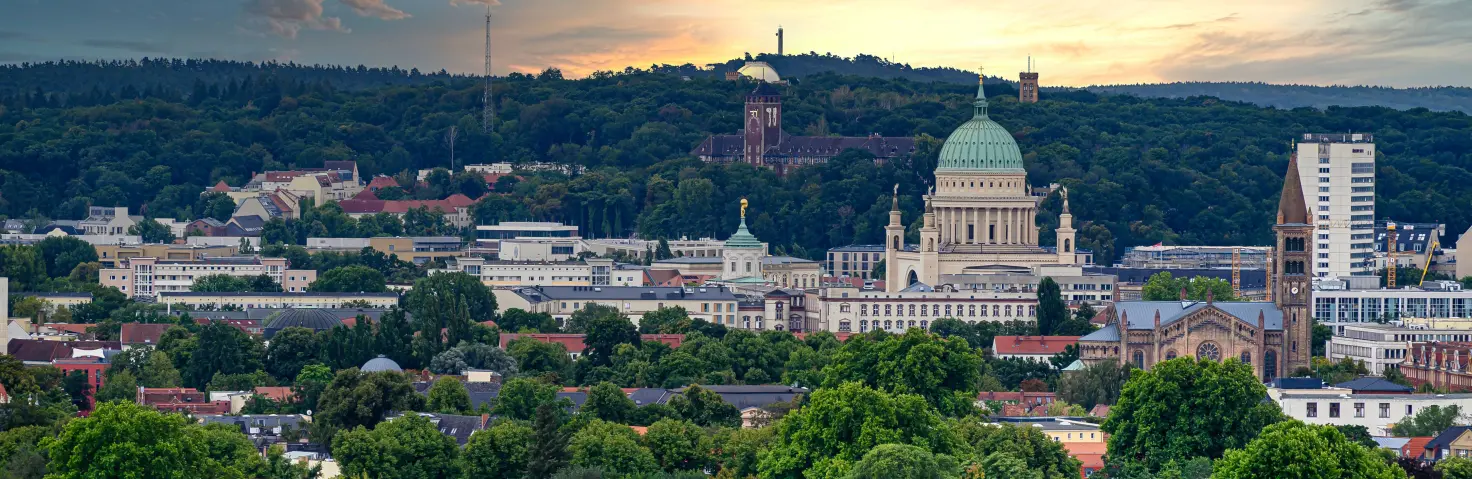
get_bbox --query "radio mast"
[482,5,493,133]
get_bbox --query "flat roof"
[512,285,739,302]
[159,292,399,298]
[1278,393,1472,400]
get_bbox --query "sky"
[2,0,1470,87]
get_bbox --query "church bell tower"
[885,185,905,293]
[743,82,782,167]
[1273,151,1314,375]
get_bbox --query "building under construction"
[1117,245,1271,270]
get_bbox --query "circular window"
[1197,342,1221,361]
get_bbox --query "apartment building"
[826,245,885,280]
[94,243,238,268]
[1274,388,1472,436]
[582,237,732,261]
[78,206,142,235]
[1323,323,1472,375]
[1296,133,1376,278]
[435,257,643,287]
[100,256,316,299]
[816,286,1038,334]
[494,285,741,328]
[157,292,399,310]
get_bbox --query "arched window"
[892,236,900,250]
[1132,350,1145,369]
[1165,350,1177,360]
[1240,351,1252,365]
[1064,239,1072,252]
[1264,350,1279,381]
[920,320,928,329]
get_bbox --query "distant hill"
[652,52,981,85]
[0,58,463,97]
[1082,82,1472,114]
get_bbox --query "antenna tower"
[482,5,493,134]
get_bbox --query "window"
[1329,403,1340,418]
[1320,177,1330,183]
[1319,196,1330,202]
[1319,158,1330,164]
[1307,402,1318,417]
[1319,186,1330,192]
[1407,405,1414,415]
[1379,403,1390,418]
[1319,234,1329,240]
[1354,403,1365,418]
[1319,168,1331,174]
[1318,206,1329,211]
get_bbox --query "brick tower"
[1019,72,1039,103]
[743,82,783,167]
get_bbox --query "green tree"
[184,320,264,388]
[45,401,215,478]
[494,377,560,421]
[583,381,637,424]
[406,271,497,320]
[711,427,774,479]
[311,369,424,445]
[36,236,99,278]
[128,218,176,244]
[567,419,659,476]
[950,422,1080,479]
[426,376,471,414]
[1438,456,1472,479]
[333,414,462,479]
[583,313,641,367]
[527,404,571,479]
[292,363,333,412]
[1390,404,1464,436]
[1102,357,1283,471]
[428,341,519,376]
[642,418,707,472]
[564,304,621,334]
[499,308,561,333]
[62,370,92,410]
[845,443,946,479]
[638,307,692,334]
[821,329,982,415]
[264,326,320,382]
[464,421,535,479]
[1141,272,1239,302]
[1056,360,1133,410]
[758,382,960,479]
[509,337,574,379]
[1214,421,1403,479]
[95,369,139,403]
[406,272,492,359]
[139,350,183,388]
[1036,277,1067,335]
[190,274,251,292]
[308,265,389,293]
[669,385,740,428]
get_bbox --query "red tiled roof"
[253,386,296,402]
[353,189,380,201]
[7,339,74,362]
[1001,404,1027,417]
[482,173,519,185]
[265,171,310,182]
[211,180,231,192]
[1064,442,1107,473]
[992,336,1081,356]
[647,269,683,287]
[338,199,388,214]
[367,175,400,190]
[119,323,173,345]
[1404,436,1434,459]
[978,391,1023,402]
[1089,404,1111,418]
[44,323,92,335]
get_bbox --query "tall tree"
[1036,277,1067,335]
[184,320,265,388]
[310,369,424,444]
[45,402,215,478]
[426,376,471,414]
[821,329,982,416]
[1390,405,1464,437]
[1213,421,1403,479]
[758,382,960,479]
[264,326,320,382]
[526,404,571,479]
[308,265,389,293]
[128,219,176,244]
[582,381,637,424]
[333,414,462,479]
[464,421,535,479]
[493,378,560,421]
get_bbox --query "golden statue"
[740,198,748,219]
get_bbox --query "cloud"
[1151,13,1239,30]
[339,0,411,20]
[244,0,347,38]
[81,39,172,54]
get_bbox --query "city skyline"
[2,0,1470,87]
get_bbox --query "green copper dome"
[936,80,1024,172]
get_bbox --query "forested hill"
[687,53,980,85]
[1,63,1470,264]
[0,58,464,97]
[1085,82,1472,114]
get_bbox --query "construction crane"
[1386,222,1398,288]
[1419,238,1441,286]
[1265,246,1273,302]
[1231,247,1241,297]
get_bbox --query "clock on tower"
[742,82,782,167]
[1273,152,1314,374]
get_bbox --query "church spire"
[1277,150,1309,225]
[973,65,990,118]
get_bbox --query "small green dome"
[726,217,763,249]
[936,82,1024,172]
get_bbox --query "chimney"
[1206,288,1214,305]
[1153,310,1160,329]
[1257,310,1265,330]
[1179,287,1187,301]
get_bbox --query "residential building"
[94,243,238,268]
[498,238,585,262]
[826,245,885,280]
[138,387,230,414]
[990,416,1104,444]
[495,286,741,328]
[1271,386,1472,436]
[79,206,142,235]
[1296,133,1376,278]
[815,285,1038,334]
[119,323,174,349]
[1324,324,1472,375]
[15,292,93,309]
[366,236,465,264]
[1427,426,1472,461]
[992,336,1081,364]
[434,257,642,287]
[100,256,315,299]
[233,190,302,221]
[1117,245,1271,270]
[337,194,476,228]
[196,415,307,444]
[158,292,398,310]
[582,237,730,261]
[942,264,1117,305]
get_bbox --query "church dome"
[263,308,342,338]
[361,355,403,373]
[736,61,781,83]
[936,80,1024,172]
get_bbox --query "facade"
[337,194,476,228]
[1117,245,1271,270]
[1402,342,1472,391]
[884,77,1085,293]
[100,256,316,299]
[1312,285,1472,327]
[816,286,1037,334]
[94,243,238,268]
[1272,389,1472,436]
[1018,71,1039,103]
[494,285,741,328]
[1323,324,1472,375]
[692,82,916,175]
[583,237,731,261]
[1077,152,1316,380]
[1296,133,1376,278]
[367,236,464,264]
[942,264,1117,305]
[16,292,93,309]
[79,206,142,235]
[435,257,643,287]
[826,245,885,280]
[158,292,398,310]
[497,238,585,262]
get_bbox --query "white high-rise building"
[1296,133,1376,279]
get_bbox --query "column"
[984,208,991,244]
[967,208,975,244]
[1006,208,1013,244]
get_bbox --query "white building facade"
[1320,324,1472,375]
[1296,133,1376,279]
[816,286,1037,334]
[435,257,643,287]
[1273,390,1472,436]
[1313,286,1472,328]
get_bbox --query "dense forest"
[1,61,1471,265]
[0,58,463,97]
[1086,81,1472,114]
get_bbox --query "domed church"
[884,75,1083,292]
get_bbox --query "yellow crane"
[1419,238,1441,286]
[1387,222,1398,288]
